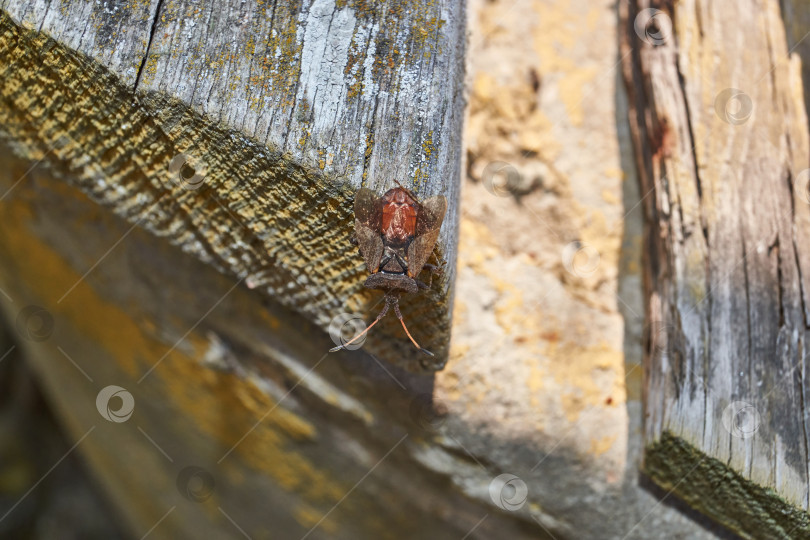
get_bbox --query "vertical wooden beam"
[621,0,810,535]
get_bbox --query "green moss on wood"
[645,431,810,539]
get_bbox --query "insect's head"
[381,186,419,208]
[390,179,424,206]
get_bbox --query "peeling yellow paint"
[448,341,470,365]
[528,363,545,408]
[601,188,619,205]
[530,2,602,126]
[458,218,499,273]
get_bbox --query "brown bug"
[330,181,447,356]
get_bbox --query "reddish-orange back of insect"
[380,187,418,247]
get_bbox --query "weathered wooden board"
[0,154,540,539]
[0,0,465,370]
[621,0,810,536]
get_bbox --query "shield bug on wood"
[330,182,447,357]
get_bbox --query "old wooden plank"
[135,0,464,206]
[1,0,160,86]
[621,0,810,535]
[0,152,539,539]
[0,0,466,370]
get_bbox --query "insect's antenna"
[329,302,390,353]
[328,318,380,352]
[393,302,435,357]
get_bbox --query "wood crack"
[36,0,48,32]
[787,169,810,328]
[134,0,164,91]
[772,236,785,327]
[800,335,810,510]
[674,52,707,245]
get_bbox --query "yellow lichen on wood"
[0,10,453,370]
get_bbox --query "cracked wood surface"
[621,0,810,536]
[0,0,464,370]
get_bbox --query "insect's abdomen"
[381,202,417,246]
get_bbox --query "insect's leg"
[392,302,434,357]
[329,302,390,353]
[420,262,444,288]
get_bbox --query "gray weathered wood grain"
[5,0,462,232]
[2,0,160,83]
[621,0,810,535]
[0,0,465,369]
[137,0,464,201]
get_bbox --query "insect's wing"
[356,220,384,273]
[354,188,381,228]
[407,229,441,278]
[354,188,384,273]
[415,195,447,236]
[407,195,447,277]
